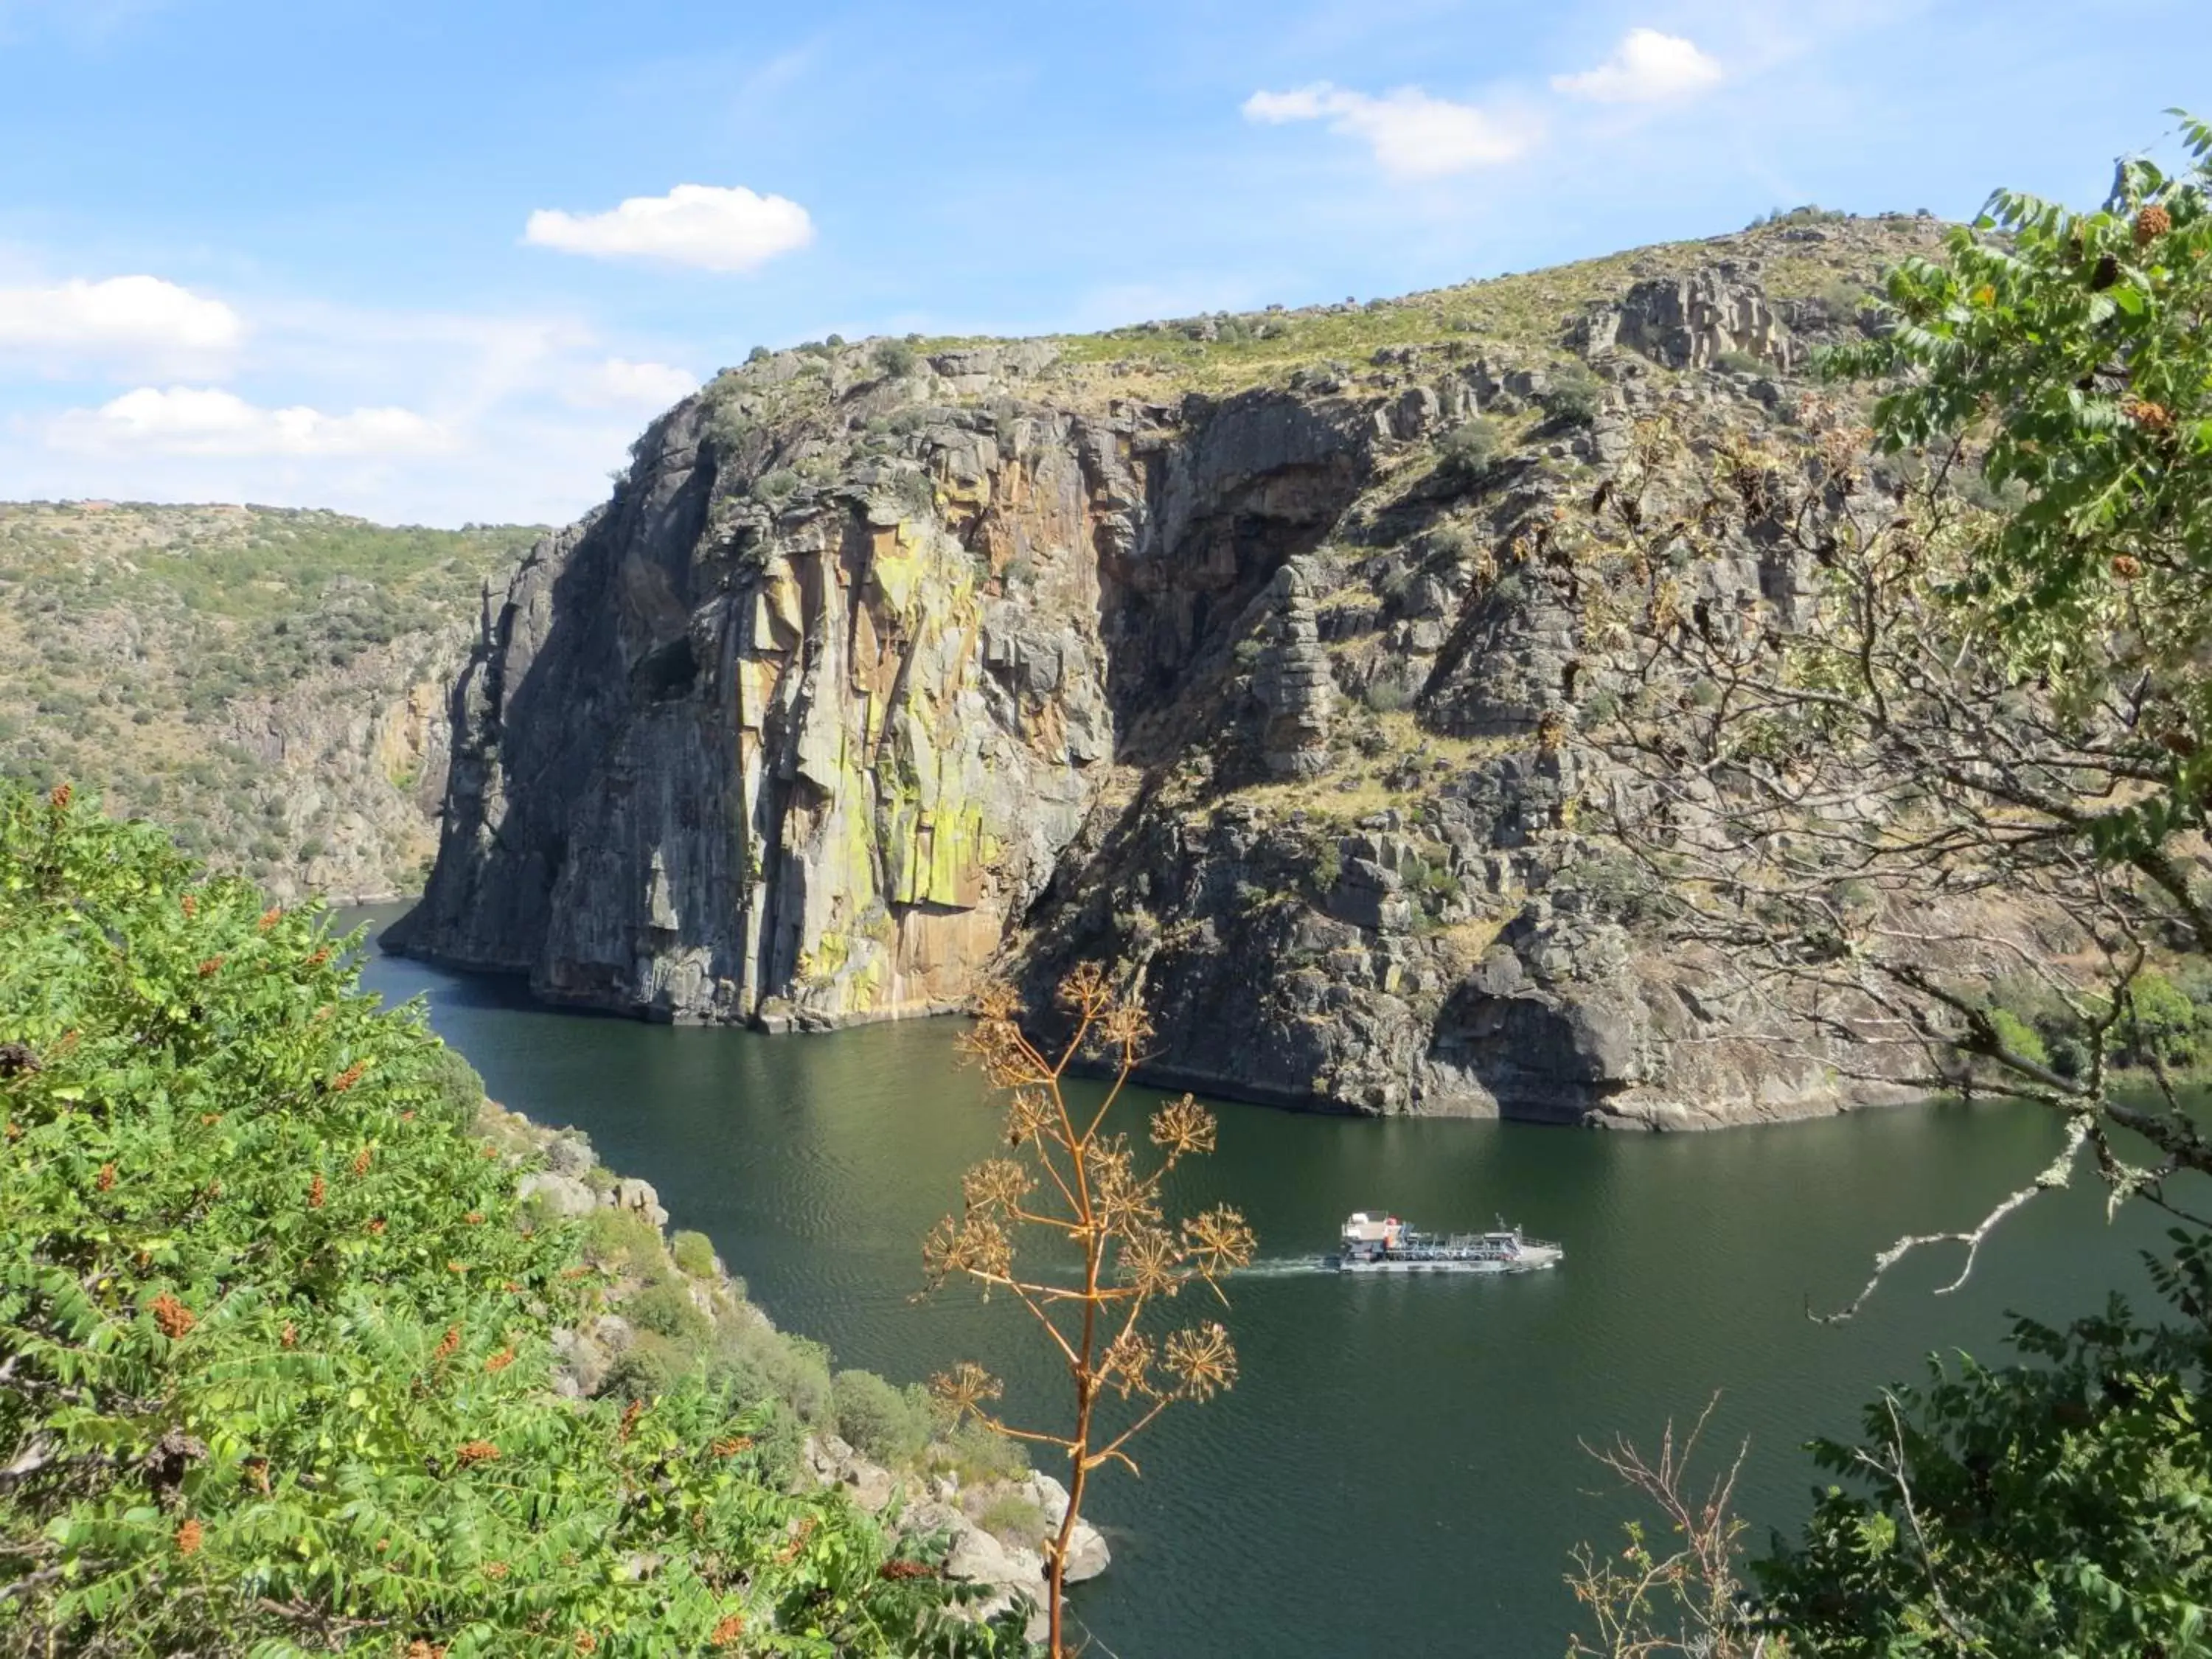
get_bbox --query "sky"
[0,0,2204,527]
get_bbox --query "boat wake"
[1229,1255,1334,1278]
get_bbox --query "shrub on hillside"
[832,1368,933,1463]
[0,784,1027,1657]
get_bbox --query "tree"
[922,967,1255,1658]
[1759,1233,2212,1654]
[1579,114,2212,1309]
[1568,113,2212,1656]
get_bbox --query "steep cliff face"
[394,215,1949,1125]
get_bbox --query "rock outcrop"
[393,215,1962,1128]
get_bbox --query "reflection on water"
[349,907,2182,1658]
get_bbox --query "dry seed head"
[433,1325,461,1363]
[1096,997,1155,1057]
[2112,554,2144,580]
[712,1434,755,1457]
[485,1347,515,1373]
[174,1517,204,1556]
[351,1145,373,1177]
[257,905,282,931]
[482,1560,509,1579]
[619,1399,644,1442]
[455,1439,501,1466]
[2124,398,2174,432]
[1163,1322,1239,1401]
[710,1614,746,1649]
[308,1172,326,1209]
[2136,202,2172,245]
[922,1211,1013,1284]
[196,956,223,978]
[929,1360,1003,1424]
[1182,1205,1259,1279]
[280,1321,298,1348]
[1149,1095,1217,1161]
[1055,961,1112,1018]
[1101,1329,1160,1399]
[97,1162,116,1192]
[1004,1088,1054,1148]
[330,1061,368,1093]
[961,1157,1033,1214]
[48,782,71,810]
[1117,1225,1181,1297]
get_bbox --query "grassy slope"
[0,501,538,894]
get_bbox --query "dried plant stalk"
[924,967,1255,1657]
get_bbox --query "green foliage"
[627,1279,713,1346]
[1541,364,1604,427]
[754,468,801,503]
[0,786,1029,1657]
[832,1371,932,1464]
[1828,117,2212,869]
[1985,1006,2049,1069]
[1711,349,1765,377]
[1436,418,1502,485]
[1759,1231,2212,1655]
[873,339,921,379]
[2124,969,2207,1070]
[582,1206,665,1270]
[670,1228,720,1278]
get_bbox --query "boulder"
[516,1170,597,1219]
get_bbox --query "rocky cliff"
[392,213,1949,1127]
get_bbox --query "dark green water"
[350,909,2180,1658]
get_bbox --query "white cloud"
[524,184,814,274]
[0,275,243,374]
[566,357,699,409]
[1552,29,1724,105]
[1242,83,1538,178]
[48,386,450,458]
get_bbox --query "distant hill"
[0,501,540,898]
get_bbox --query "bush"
[1712,349,1765,376]
[753,467,801,503]
[416,1040,486,1134]
[582,1205,664,1270]
[1541,364,1604,427]
[872,339,920,379]
[671,1228,719,1278]
[1436,418,1501,484]
[832,1368,932,1463]
[1986,1006,2050,1069]
[0,786,1017,1655]
[628,1277,713,1346]
[714,1315,835,1425]
[2124,970,2205,1070]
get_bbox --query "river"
[348,908,2179,1658]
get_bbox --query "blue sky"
[1,0,2203,526]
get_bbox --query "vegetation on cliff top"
[0,502,536,900]
[0,783,1025,1656]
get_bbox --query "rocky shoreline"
[482,1099,1104,1639]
